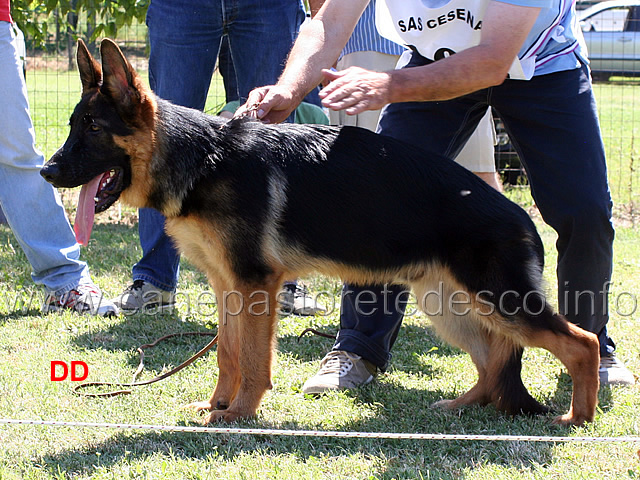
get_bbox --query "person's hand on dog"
[237,66,393,123]
[320,66,392,116]
[235,85,302,124]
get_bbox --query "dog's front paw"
[430,399,456,410]
[202,409,254,424]
[552,412,591,426]
[184,400,215,412]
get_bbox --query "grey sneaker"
[599,355,636,386]
[111,280,175,314]
[279,285,326,316]
[43,284,119,317]
[302,350,376,394]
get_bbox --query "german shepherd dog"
[41,39,599,426]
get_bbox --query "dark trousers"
[334,52,615,369]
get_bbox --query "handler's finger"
[323,93,367,113]
[246,86,271,107]
[321,81,365,110]
[320,68,344,83]
[247,89,292,123]
[234,86,272,119]
[255,88,300,124]
[319,69,348,98]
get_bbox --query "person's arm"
[319,1,541,115]
[237,0,369,123]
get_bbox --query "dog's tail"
[492,344,549,415]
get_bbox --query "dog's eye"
[89,123,101,132]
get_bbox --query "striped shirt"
[341,0,405,58]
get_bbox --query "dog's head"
[40,39,156,244]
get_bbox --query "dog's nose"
[40,163,60,184]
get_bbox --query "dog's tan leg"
[186,282,242,413]
[204,281,280,423]
[427,313,496,410]
[429,327,509,411]
[432,331,548,416]
[484,334,549,416]
[209,285,243,409]
[426,301,547,415]
[526,316,599,426]
[422,289,494,411]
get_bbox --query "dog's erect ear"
[99,38,140,108]
[77,39,102,95]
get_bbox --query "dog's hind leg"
[203,280,281,423]
[415,281,546,415]
[428,315,546,415]
[482,334,548,416]
[522,310,599,426]
[416,283,494,411]
[428,314,492,410]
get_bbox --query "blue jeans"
[135,0,306,290]
[0,22,91,295]
[218,36,238,103]
[336,51,616,367]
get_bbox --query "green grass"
[592,78,640,212]
[1,68,637,478]
[0,214,639,478]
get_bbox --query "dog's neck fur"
[143,98,230,217]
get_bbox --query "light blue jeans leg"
[0,22,91,295]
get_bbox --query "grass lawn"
[0,211,639,479]
[0,68,637,478]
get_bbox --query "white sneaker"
[599,355,636,386]
[279,285,326,316]
[111,280,175,314]
[302,350,376,394]
[44,284,119,316]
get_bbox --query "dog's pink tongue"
[74,174,102,246]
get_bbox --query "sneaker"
[599,355,636,386]
[279,284,326,316]
[302,350,376,394]
[111,280,175,314]
[43,284,119,316]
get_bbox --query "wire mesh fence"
[20,16,227,161]
[15,5,640,221]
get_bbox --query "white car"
[579,0,640,79]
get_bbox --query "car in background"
[579,0,640,79]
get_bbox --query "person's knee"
[555,196,614,241]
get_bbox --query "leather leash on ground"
[73,331,218,398]
[297,328,336,340]
[75,327,332,398]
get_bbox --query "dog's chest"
[164,216,234,284]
